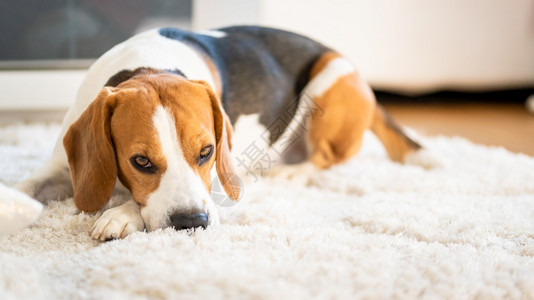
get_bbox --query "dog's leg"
[305,57,376,169]
[306,53,438,169]
[15,125,75,203]
[267,54,374,180]
[270,53,437,181]
[14,159,73,203]
[90,199,145,241]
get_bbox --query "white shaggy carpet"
[1,122,533,299]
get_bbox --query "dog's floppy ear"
[194,81,242,201]
[63,87,118,212]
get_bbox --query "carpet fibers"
[0,122,533,299]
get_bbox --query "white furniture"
[197,0,534,95]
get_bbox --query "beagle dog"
[16,26,425,241]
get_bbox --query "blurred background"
[0,0,533,154]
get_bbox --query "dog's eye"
[131,156,156,173]
[135,156,151,167]
[198,145,214,165]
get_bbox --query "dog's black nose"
[170,213,208,230]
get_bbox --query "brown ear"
[63,87,118,212]
[194,81,242,201]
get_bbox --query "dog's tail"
[370,104,422,163]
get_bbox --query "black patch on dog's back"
[165,68,187,78]
[104,68,187,87]
[105,69,137,87]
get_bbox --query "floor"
[382,103,534,156]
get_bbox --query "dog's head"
[63,68,241,231]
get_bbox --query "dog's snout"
[170,213,208,230]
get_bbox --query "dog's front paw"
[90,200,144,241]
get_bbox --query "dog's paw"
[90,201,144,241]
[265,162,319,185]
[15,164,73,203]
[404,148,445,169]
[13,180,39,199]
